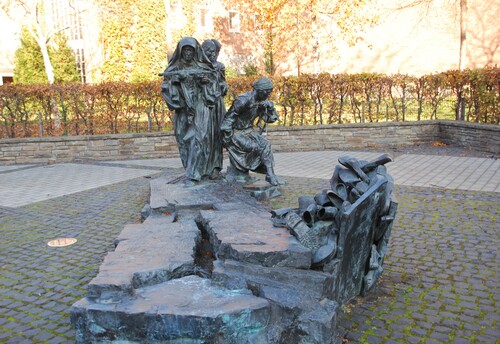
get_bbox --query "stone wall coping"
[437,119,500,132]
[268,120,442,132]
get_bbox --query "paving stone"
[410,327,428,336]
[390,331,407,339]
[423,339,445,344]
[6,337,28,344]
[33,331,55,341]
[373,327,389,336]
[429,332,452,341]
[475,334,499,342]
[365,335,383,343]
[453,338,470,344]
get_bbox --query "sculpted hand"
[198,74,210,84]
[178,71,188,81]
[222,130,232,146]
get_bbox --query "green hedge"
[1,68,498,139]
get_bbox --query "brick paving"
[0,148,498,343]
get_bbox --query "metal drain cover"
[47,238,77,247]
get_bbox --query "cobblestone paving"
[0,174,162,343]
[265,178,499,344]
[0,167,498,343]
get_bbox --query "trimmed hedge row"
[0,68,498,139]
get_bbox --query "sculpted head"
[202,40,217,64]
[253,77,274,101]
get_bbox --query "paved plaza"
[0,148,498,343]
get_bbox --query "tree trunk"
[458,0,467,70]
[164,0,174,59]
[32,24,55,84]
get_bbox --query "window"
[199,7,212,31]
[75,48,86,83]
[228,10,240,33]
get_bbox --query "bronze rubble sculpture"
[272,153,397,296]
[221,77,285,186]
[160,37,223,181]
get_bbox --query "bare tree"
[1,0,76,84]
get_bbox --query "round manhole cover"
[47,238,77,247]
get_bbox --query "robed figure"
[161,37,222,181]
[221,77,285,186]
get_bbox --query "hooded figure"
[161,37,221,181]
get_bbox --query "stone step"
[198,209,312,269]
[212,260,339,343]
[72,276,270,343]
[87,216,200,304]
[212,259,334,306]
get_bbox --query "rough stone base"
[71,171,395,343]
[243,180,282,201]
[72,276,270,343]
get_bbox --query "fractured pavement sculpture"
[71,153,397,343]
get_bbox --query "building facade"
[0,0,498,84]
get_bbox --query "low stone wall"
[0,132,179,165]
[0,120,497,165]
[267,120,440,152]
[438,120,500,154]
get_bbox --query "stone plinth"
[86,217,200,304]
[72,169,396,343]
[72,276,270,343]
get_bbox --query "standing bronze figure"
[160,37,222,181]
[221,77,285,186]
[201,39,227,179]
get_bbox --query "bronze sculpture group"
[73,37,397,344]
[161,37,284,186]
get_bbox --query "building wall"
[1,121,498,165]
[215,0,499,76]
[318,0,500,76]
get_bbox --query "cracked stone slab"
[199,209,311,269]
[150,175,221,212]
[213,259,334,305]
[213,260,339,343]
[72,276,270,343]
[87,217,200,303]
